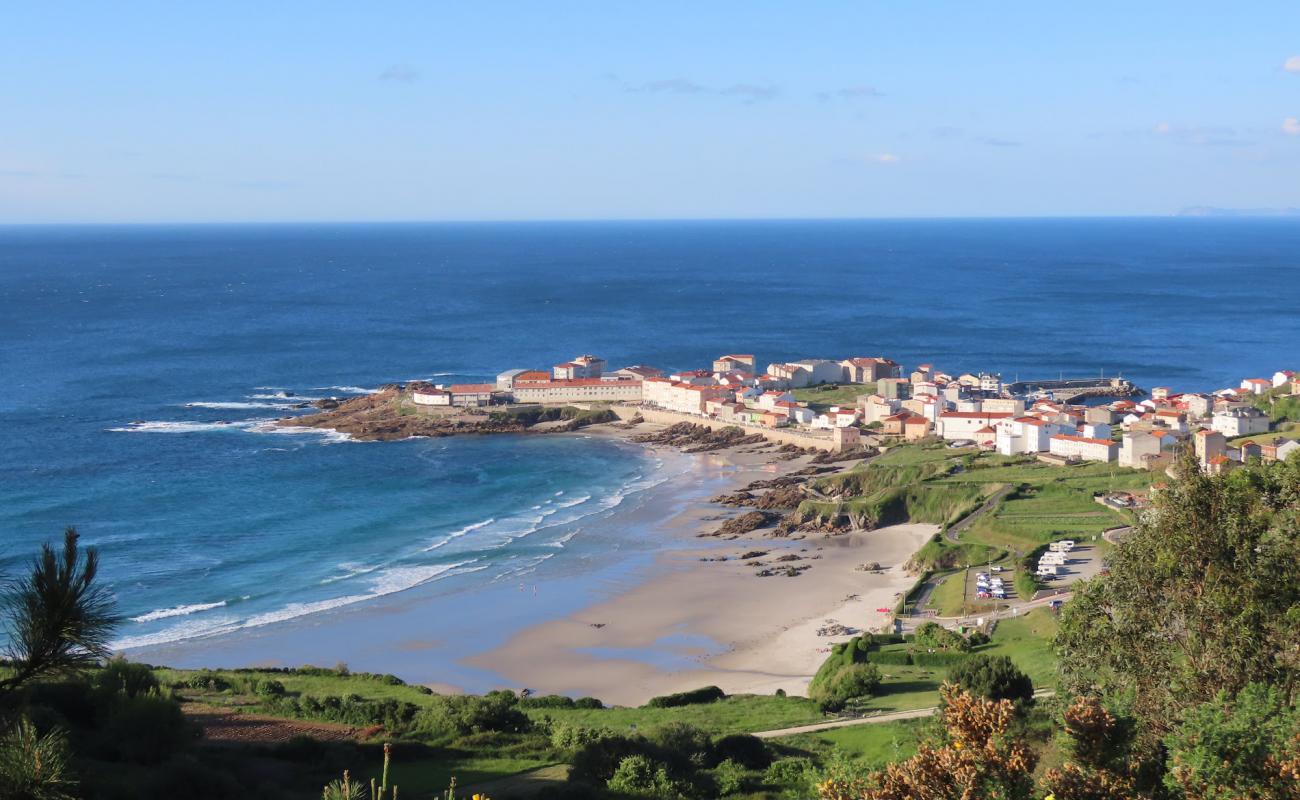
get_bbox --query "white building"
[412,386,452,406]
[1211,408,1270,437]
[1081,422,1111,440]
[553,355,606,380]
[1274,370,1296,388]
[512,379,643,404]
[756,390,796,410]
[938,411,1014,441]
[982,398,1026,416]
[448,384,496,407]
[1119,431,1162,468]
[641,378,732,415]
[1049,434,1118,463]
[995,416,1055,455]
[1240,378,1272,395]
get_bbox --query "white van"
[1039,552,1066,566]
[1037,564,1059,576]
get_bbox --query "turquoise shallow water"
[1,219,1297,659]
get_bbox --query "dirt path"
[946,484,1013,542]
[183,702,362,745]
[753,689,1056,739]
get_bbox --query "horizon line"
[3,211,1297,227]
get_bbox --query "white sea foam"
[185,401,298,410]
[555,494,591,509]
[423,518,495,551]
[311,385,379,395]
[116,560,478,650]
[130,601,227,623]
[108,419,273,434]
[250,392,323,401]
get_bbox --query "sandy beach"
[126,418,934,705]
[465,420,935,705]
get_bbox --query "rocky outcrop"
[704,510,779,538]
[276,386,613,442]
[631,423,766,452]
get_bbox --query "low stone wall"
[610,405,837,451]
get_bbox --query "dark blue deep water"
[2,219,1297,649]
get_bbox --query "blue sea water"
[1,218,1297,655]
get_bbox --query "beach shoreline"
[125,418,930,705]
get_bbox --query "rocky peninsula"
[275,384,617,442]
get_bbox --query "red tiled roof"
[940,411,1013,419]
[450,384,495,393]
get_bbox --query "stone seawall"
[609,405,837,451]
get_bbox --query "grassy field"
[522,693,827,734]
[978,609,1060,686]
[1230,420,1300,446]
[781,717,928,767]
[792,382,876,410]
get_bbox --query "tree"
[0,528,119,693]
[809,663,882,712]
[818,684,1037,800]
[1055,451,1300,755]
[948,654,1033,704]
[1163,682,1300,800]
[0,717,78,800]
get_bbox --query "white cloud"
[1284,55,1300,73]
[1284,117,1300,136]
[871,153,900,164]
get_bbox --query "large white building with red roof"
[1049,434,1118,463]
[938,410,1014,441]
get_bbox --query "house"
[449,384,496,407]
[1211,407,1270,437]
[1150,387,1171,402]
[1205,454,1235,476]
[882,412,912,436]
[757,390,796,410]
[904,416,932,441]
[1193,429,1226,465]
[910,364,934,383]
[790,359,845,386]
[840,357,901,383]
[938,411,1014,441]
[973,425,998,449]
[1182,394,1212,419]
[1049,434,1118,463]
[1272,370,1295,388]
[1120,431,1162,469]
[1085,406,1118,425]
[553,355,606,380]
[1082,422,1112,440]
[878,377,911,400]
[495,369,529,391]
[996,416,1054,455]
[712,354,755,373]
[983,398,1026,416]
[859,394,899,423]
[979,373,1002,393]
[1153,409,1187,433]
[1260,437,1300,463]
[814,407,859,429]
[412,386,452,406]
[608,365,664,381]
[642,378,732,414]
[789,406,816,426]
[833,426,861,452]
[1240,378,1272,395]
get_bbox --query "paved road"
[753,689,1056,739]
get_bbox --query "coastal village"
[404,352,1299,475]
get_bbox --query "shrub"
[810,663,882,712]
[574,696,604,709]
[99,693,193,764]
[711,733,771,770]
[764,757,815,790]
[94,658,160,699]
[911,650,970,668]
[416,691,529,738]
[913,621,970,651]
[644,685,725,709]
[255,679,286,697]
[551,723,613,752]
[137,755,244,800]
[182,672,231,692]
[866,649,912,666]
[606,755,687,798]
[711,759,746,796]
[648,722,711,770]
[948,654,1033,704]
[519,694,577,709]
[569,734,649,786]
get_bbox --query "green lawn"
[874,443,975,466]
[387,755,561,796]
[782,718,927,767]
[1230,421,1300,447]
[153,667,439,707]
[976,608,1060,686]
[792,383,876,410]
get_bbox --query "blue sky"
[3,2,1299,222]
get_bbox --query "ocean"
[1,218,1297,665]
